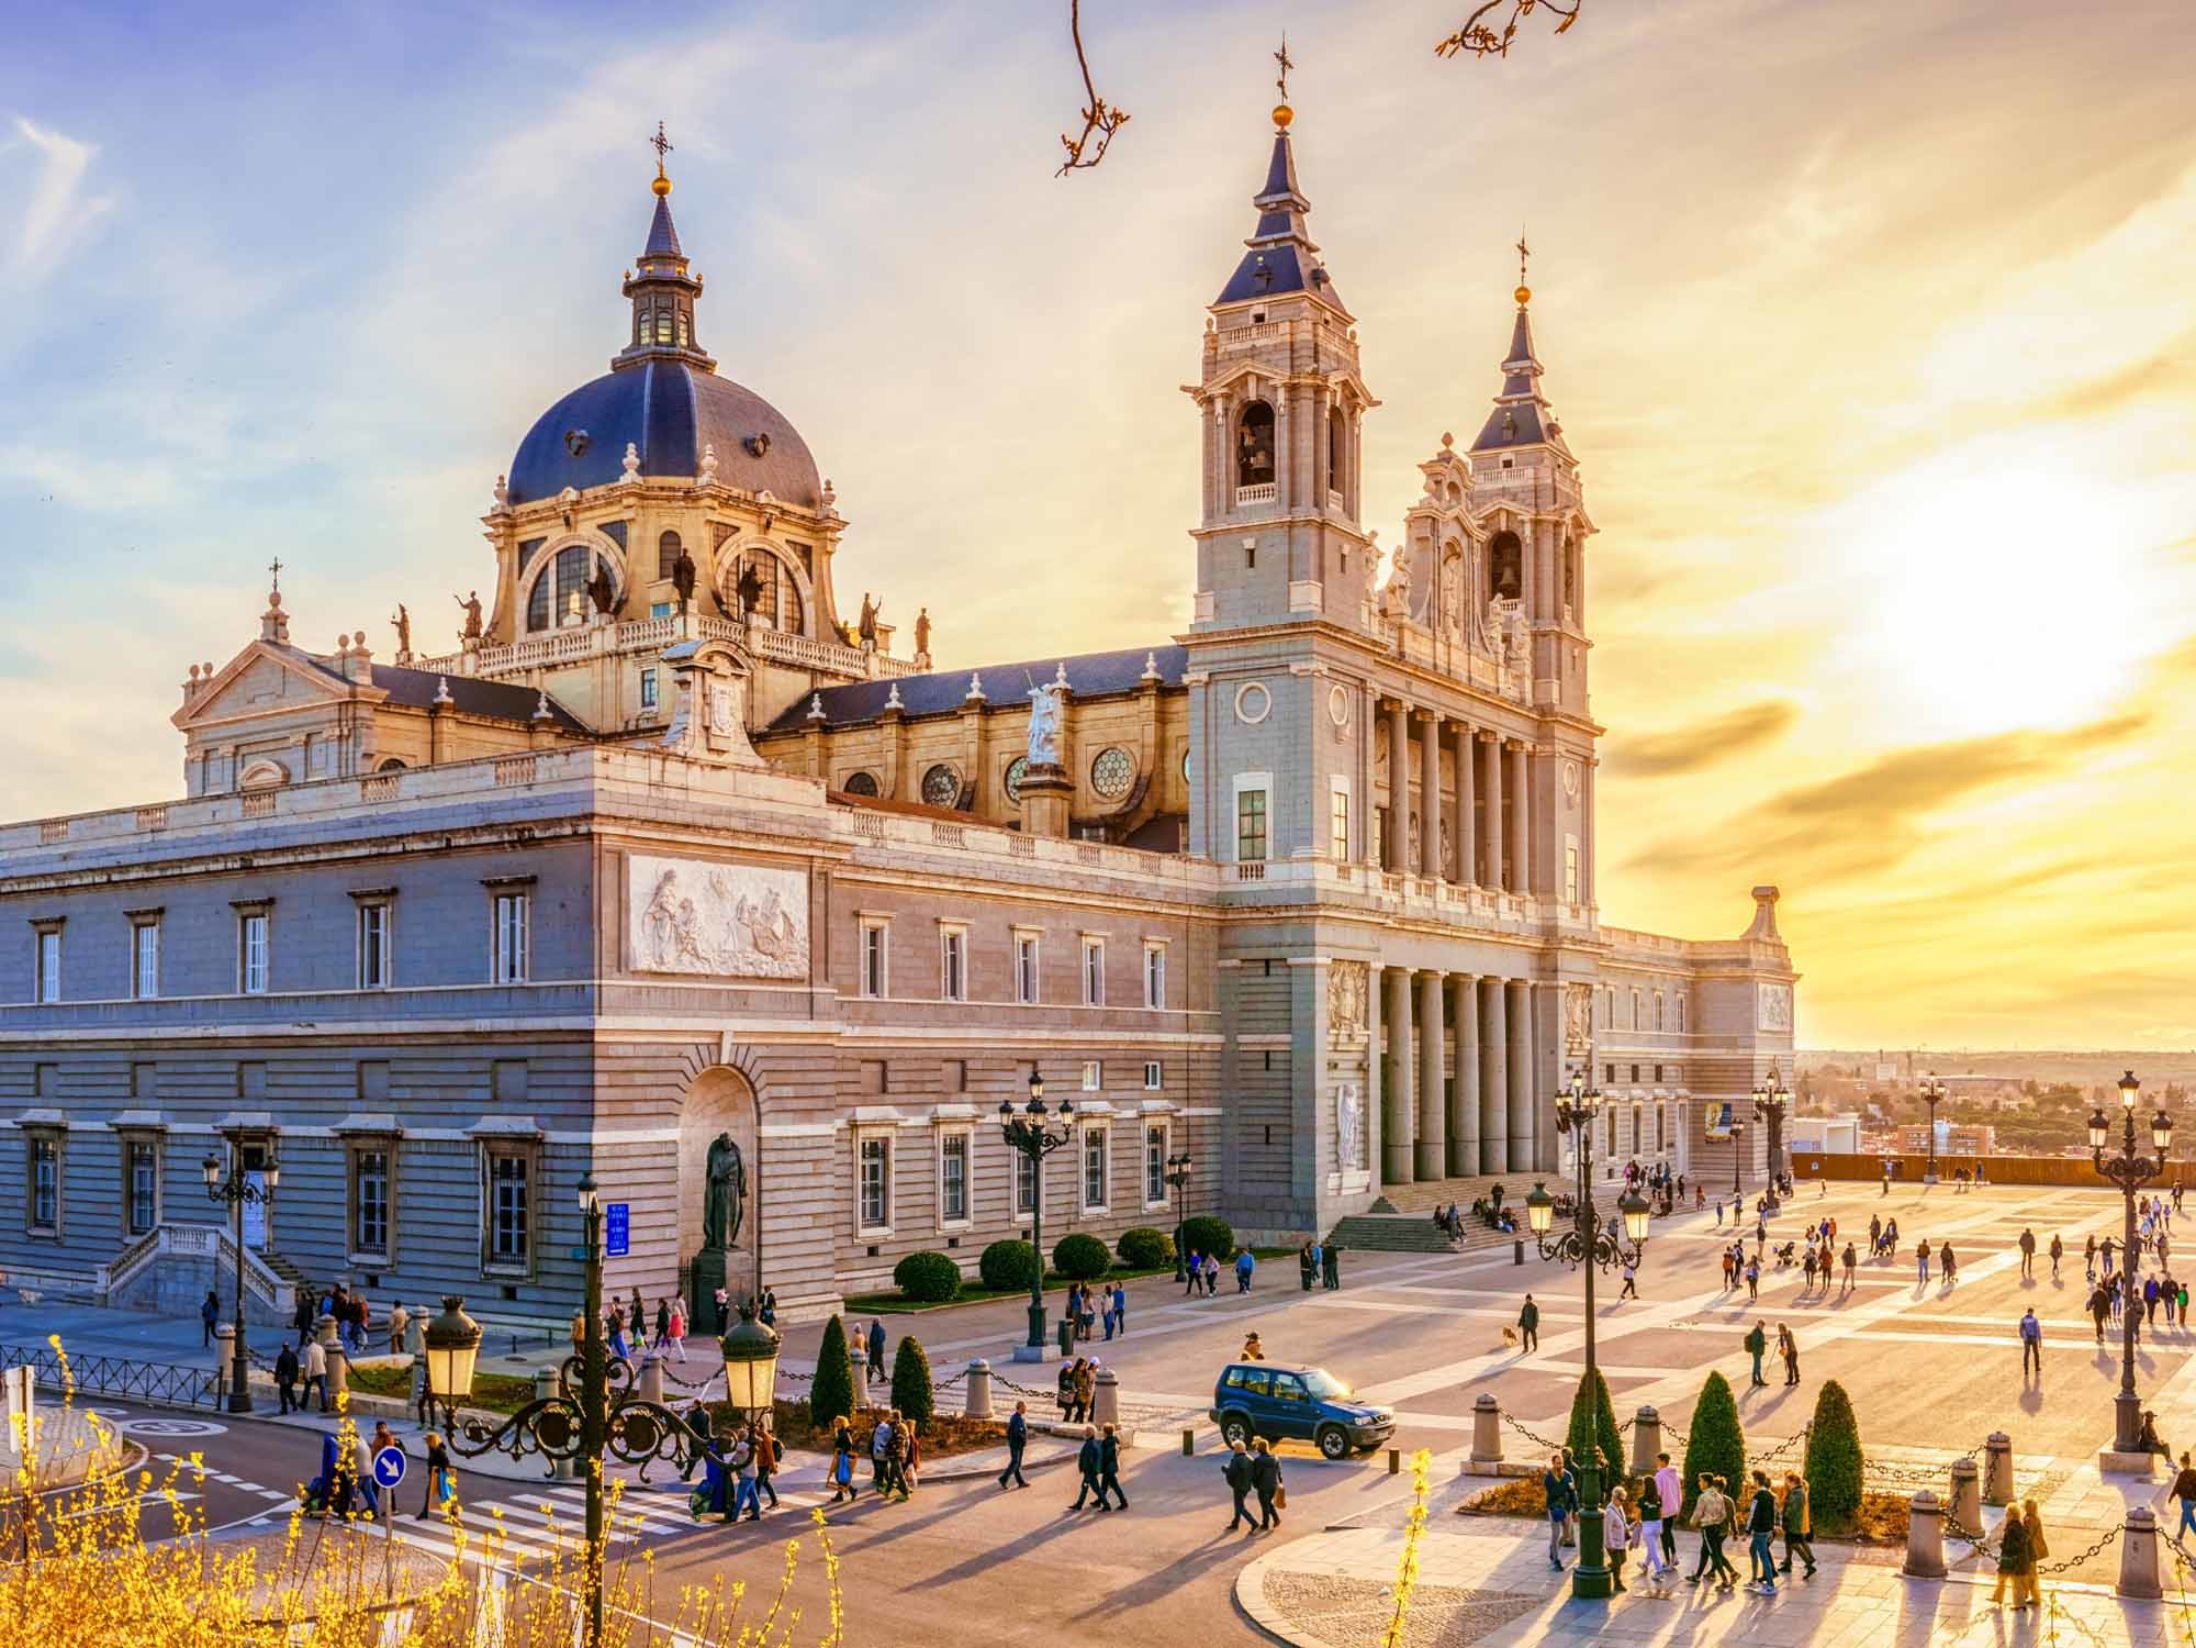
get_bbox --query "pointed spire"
[1470,254,1565,456]
[616,123,713,372]
[1215,91,1342,311]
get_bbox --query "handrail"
[0,1343,221,1409]
[97,1223,295,1316]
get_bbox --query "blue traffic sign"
[372,1445,408,1488]
[605,1202,630,1258]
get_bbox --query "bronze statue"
[735,559,764,620]
[454,591,483,640]
[702,1132,746,1250]
[586,561,616,616]
[857,592,880,647]
[672,548,698,615]
[913,606,931,657]
[390,604,412,657]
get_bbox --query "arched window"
[1488,530,1523,602]
[1654,992,1665,1033]
[1327,405,1345,495]
[658,530,683,579]
[842,771,880,797]
[675,307,690,347]
[729,549,805,634]
[375,757,408,774]
[1562,536,1579,613]
[527,543,615,633]
[654,309,675,345]
[1236,402,1276,489]
[1676,997,1688,1034]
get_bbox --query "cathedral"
[0,104,1795,1327]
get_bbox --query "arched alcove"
[680,1064,761,1310]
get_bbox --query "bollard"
[963,1359,994,1421]
[638,1351,664,1406]
[536,1368,572,1478]
[1182,1427,1196,1456]
[1389,1447,1400,1475]
[1058,1316,1075,1358]
[1983,1432,2014,1507]
[2120,1504,2164,1598]
[326,1342,349,1406]
[1947,1458,1980,1538]
[407,1307,426,1356]
[1629,1405,1662,1478]
[1091,1367,1121,1429]
[317,1312,342,1351]
[1470,1393,1504,1465]
[1513,1238,1525,1266]
[1903,1489,1947,1577]
[214,1325,234,1401]
[411,1351,427,1415]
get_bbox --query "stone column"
[1416,970,1446,1181]
[1365,957,1383,1171]
[1506,978,1533,1171]
[1383,967,1414,1185]
[1479,978,1508,1172]
[1448,974,1479,1175]
[1580,755,1595,907]
[1454,720,1475,884]
[1508,741,1531,895]
[1419,712,1442,880]
[1481,732,1504,887]
[1386,702,1411,874]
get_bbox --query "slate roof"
[764,644,1186,734]
[642,194,683,260]
[1216,129,1343,310]
[1471,303,1560,454]
[292,650,587,731]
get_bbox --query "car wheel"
[1220,1413,1253,1449]
[1317,1425,1350,1461]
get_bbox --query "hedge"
[892,1251,962,1303]
[811,1314,857,1427]
[1679,1370,1747,1519]
[1179,1215,1236,1263]
[1052,1232,1113,1281]
[1566,1366,1625,1486]
[1804,1379,1864,1533]
[891,1333,935,1426]
[1116,1227,1176,1270]
[979,1239,1040,1291]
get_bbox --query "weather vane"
[1275,33,1293,102]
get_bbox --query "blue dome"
[508,359,824,509]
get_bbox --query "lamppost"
[1920,1071,1947,1185]
[2090,1070,2172,1456]
[201,1148,279,1414]
[424,1172,777,1648]
[1753,1063,1791,1211]
[1729,1117,1745,1200]
[1165,1150,1194,1282]
[1525,1063,1652,1603]
[998,1071,1075,1356]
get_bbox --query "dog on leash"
[1501,1325,1520,1349]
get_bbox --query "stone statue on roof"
[390,604,412,660]
[857,592,880,649]
[913,607,931,659]
[455,591,483,641]
[672,547,697,615]
[1027,678,1064,769]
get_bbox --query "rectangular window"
[650,600,674,620]
[354,1148,391,1257]
[858,1135,892,1230]
[1143,1060,1163,1092]
[1015,933,1040,1004]
[1081,1059,1102,1091]
[488,1152,529,1263]
[28,1135,59,1233]
[1236,788,1269,863]
[130,920,160,1000]
[126,1138,158,1235]
[1082,1127,1109,1210]
[238,910,270,995]
[492,893,530,984]
[1082,938,1105,1006]
[1564,837,1581,903]
[939,1132,969,1224]
[34,928,61,1004]
[1329,784,1351,861]
[1014,1150,1037,1217]
[940,927,967,1003]
[357,902,392,990]
[1143,943,1166,1009]
[861,920,889,998]
[1144,1124,1168,1205]
[639,667,659,710]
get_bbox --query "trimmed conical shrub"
[891,1333,935,1426]
[1804,1379,1864,1533]
[1566,1365,1625,1485]
[811,1313,857,1427]
[1679,1370,1747,1518]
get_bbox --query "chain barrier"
[1501,1412,1568,1456]
[2037,1523,2120,1576]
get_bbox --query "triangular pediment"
[172,642,383,732]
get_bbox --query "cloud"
[2,115,109,280]
[1607,699,1796,777]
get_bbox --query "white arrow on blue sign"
[372,1445,408,1488]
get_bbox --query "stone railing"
[828,806,1216,894]
[1234,483,1278,507]
[414,613,921,683]
[1218,857,1566,934]
[96,1223,295,1316]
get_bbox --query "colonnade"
[1365,966,1537,1184]
[1374,698,1534,892]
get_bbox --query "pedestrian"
[1991,1496,2033,1606]
[1057,1357,1080,1422]
[1322,1242,1342,1289]
[1251,1438,1284,1530]
[1518,1294,1540,1353]
[1074,1357,1096,1423]
[2019,1499,2048,1606]
[2147,1275,2163,1327]
[2085,1233,2099,1282]
[881,1410,913,1501]
[1637,1472,1670,1584]
[1235,1248,1255,1294]
[200,1288,220,1348]
[1779,1470,1816,1578]
[302,1334,329,1412]
[867,1318,887,1385]
[998,1401,1029,1489]
[1223,1439,1257,1531]
[1070,1425,1103,1510]
[417,1431,457,1523]
[1299,1240,1316,1291]
[726,1425,761,1521]
[755,1418,781,1510]
[1603,1485,1632,1594]
[2020,1308,2043,1377]
[668,1296,688,1361]
[1744,1319,1768,1387]
[1941,1241,1958,1284]
[1721,1248,1736,1289]
[2091,1283,2112,1343]
[1869,1214,1882,1255]
[361,1420,399,1521]
[387,1300,409,1356]
[607,1303,630,1362]
[1744,1470,1779,1592]
[2018,1227,2036,1278]
[1096,1423,1128,1511]
[1204,1251,1222,1296]
[1842,1241,1857,1290]
[1112,1280,1128,1331]
[1715,1197,1725,1229]
[1654,1452,1681,1570]
[1559,1447,1579,1548]
[275,1341,300,1414]
[1242,1331,1266,1361]
[1916,1239,1931,1283]
[758,1286,778,1329]
[829,1418,857,1503]
[1689,1474,1737,1587]
[869,1410,893,1492]
[1541,1452,1574,1569]
[1619,1258,1638,1300]
[1183,1250,1202,1297]
[1777,1323,1800,1387]
[1745,1256,1760,1301]
[654,1297,671,1351]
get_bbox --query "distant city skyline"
[4,0,2194,1048]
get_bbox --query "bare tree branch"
[1434,0,1581,60]
[1057,0,1131,175]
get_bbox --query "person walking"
[725,1425,761,1521]
[880,1411,914,1502]
[2020,1308,2043,1378]
[1842,1241,1858,1291]
[1222,1439,1258,1530]
[1110,1280,1128,1333]
[1096,1423,1128,1511]
[1744,1470,1780,1593]
[1779,1471,1817,1578]
[1073,1357,1096,1425]
[2091,1283,2113,1343]
[1251,1438,1284,1530]
[387,1300,410,1356]
[1744,1320,1769,1388]
[828,1418,857,1504]
[1916,1239,1932,1283]
[2019,1228,2036,1278]
[866,1318,887,1387]
[754,1419,781,1510]
[1069,1425,1103,1510]
[1637,1472,1670,1584]
[274,1342,300,1414]
[2085,1232,2099,1282]
[1518,1294,1540,1353]
[1991,1499,2033,1606]
[996,1401,1030,1489]
[2147,1275,2163,1327]
[1182,1250,1202,1297]
[1777,1323,1800,1387]
[1603,1486,1633,1594]
[1234,1248,1255,1294]
[1654,1452,1681,1571]
[1299,1240,1316,1291]
[1322,1241,1342,1289]
[1204,1251,1222,1296]
[1941,1241,1959,1285]
[1745,1256,1760,1301]
[668,1296,688,1361]
[868,1410,894,1493]
[1689,1475,1737,1587]
[1541,1452,1575,1569]
[301,1334,329,1412]
[2019,1500,2048,1607]
[200,1289,221,1348]
[1619,1258,1639,1301]
[417,1431,457,1523]
[2172,1452,2196,1541]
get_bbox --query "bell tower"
[1186,96,1378,634]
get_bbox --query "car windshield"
[1301,1369,1352,1399]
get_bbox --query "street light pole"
[999,1072,1075,1356]
[1525,1063,1651,1604]
[1166,1152,1194,1282]
[1729,1119,1744,1200]
[201,1148,279,1415]
[1753,1063,1790,1211]
[2091,1070,2172,1456]
[578,1179,607,1648]
[1920,1072,1946,1185]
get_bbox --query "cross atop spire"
[267,555,283,595]
[1515,231,1531,305]
[650,121,674,195]
[1274,33,1293,102]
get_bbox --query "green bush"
[1179,1214,1236,1263]
[1804,1378,1864,1533]
[1052,1232,1113,1281]
[811,1314,857,1427]
[890,1333,935,1426]
[979,1239,1039,1292]
[1566,1366,1625,1485]
[892,1251,962,1303]
[1116,1227,1176,1270]
[1679,1370,1747,1519]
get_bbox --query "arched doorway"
[680,1066,761,1323]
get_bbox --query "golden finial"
[1515,231,1531,306]
[1273,33,1294,128]
[650,121,674,197]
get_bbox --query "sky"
[3,0,2194,1050]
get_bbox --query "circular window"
[842,771,880,797]
[1090,747,1135,800]
[1327,684,1351,727]
[1563,759,1582,798]
[1004,756,1029,803]
[921,763,962,808]
[1234,681,1272,725]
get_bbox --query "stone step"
[1324,1214,1468,1254]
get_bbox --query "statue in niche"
[1337,1083,1365,1174]
[1326,960,1367,1043]
[735,559,764,622]
[702,1132,747,1250]
[587,561,616,616]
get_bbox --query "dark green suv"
[1210,1362,1396,1460]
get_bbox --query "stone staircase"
[1326,1173,1539,1256]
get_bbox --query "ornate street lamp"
[998,1071,1075,1356]
[1526,1060,1651,1602]
[1753,1062,1791,1211]
[1920,1071,1947,1185]
[1729,1117,1745,1200]
[201,1147,279,1415]
[2091,1070,2172,1456]
[428,1171,732,1648]
[1165,1151,1195,1281]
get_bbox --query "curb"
[1235,1541,1348,1648]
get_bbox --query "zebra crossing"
[152,1451,295,1505]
